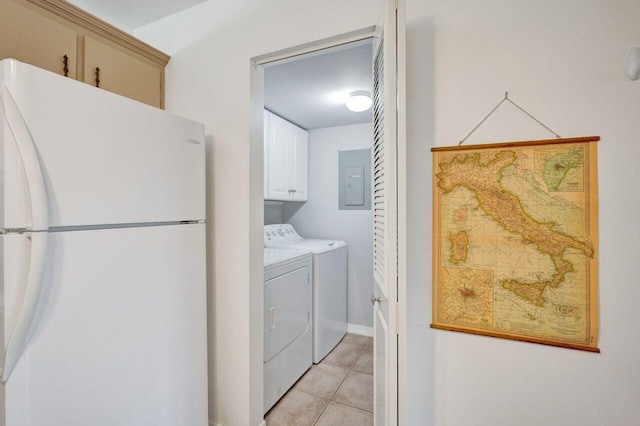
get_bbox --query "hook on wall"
[626,47,640,81]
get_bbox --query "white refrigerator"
[0,59,208,425]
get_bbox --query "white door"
[372,0,404,425]
[2,224,208,426]
[290,124,308,201]
[1,60,205,229]
[264,111,293,200]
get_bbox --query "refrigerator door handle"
[1,85,51,382]
[0,232,48,383]
[1,85,50,231]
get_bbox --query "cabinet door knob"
[371,295,383,305]
[95,67,101,88]
[62,55,69,77]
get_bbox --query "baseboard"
[210,419,265,426]
[347,323,373,337]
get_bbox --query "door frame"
[249,24,406,425]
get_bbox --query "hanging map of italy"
[431,136,599,352]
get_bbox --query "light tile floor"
[265,333,373,426]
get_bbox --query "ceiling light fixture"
[345,91,373,112]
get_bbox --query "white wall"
[282,123,374,328]
[135,2,381,425]
[263,202,283,225]
[136,0,640,424]
[405,1,640,425]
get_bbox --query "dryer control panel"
[264,224,303,247]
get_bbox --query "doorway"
[250,6,404,421]
[260,38,376,424]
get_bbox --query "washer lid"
[264,248,312,269]
[288,239,347,254]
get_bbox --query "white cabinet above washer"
[264,110,308,201]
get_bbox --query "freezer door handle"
[1,85,50,231]
[0,232,48,382]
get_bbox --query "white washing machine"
[263,247,313,413]
[264,224,347,363]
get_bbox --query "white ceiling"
[68,0,209,30]
[265,41,373,130]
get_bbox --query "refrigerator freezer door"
[1,224,208,425]
[0,59,205,230]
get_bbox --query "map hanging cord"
[458,92,562,146]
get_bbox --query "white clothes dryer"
[263,248,313,413]
[264,224,347,363]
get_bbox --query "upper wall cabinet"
[0,0,78,78]
[264,110,309,202]
[0,0,169,108]
[83,36,163,108]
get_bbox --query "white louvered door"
[372,0,403,425]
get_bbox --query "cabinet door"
[83,36,162,108]
[265,111,293,201]
[290,124,308,201]
[0,0,77,78]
